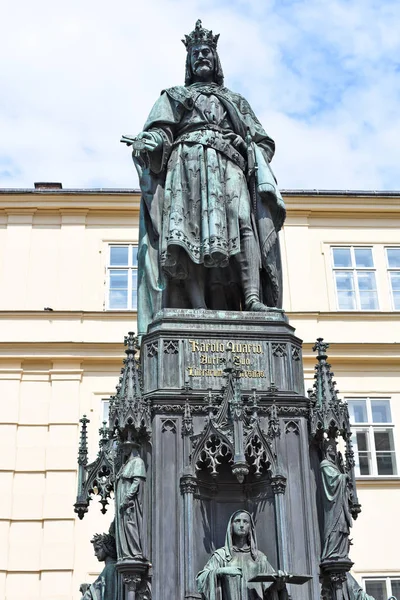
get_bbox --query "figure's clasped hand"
[274,570,289,591]
[216,566,242,578]
[120,498,134,512]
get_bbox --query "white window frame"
[347,397,397,477]
[362,575,400,599]
[331,246,379,311]
[106,244,138,311]
[386,247,400,311]
[101,399,110,427]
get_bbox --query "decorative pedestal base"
[142,308,305,397]
[116,560,151,600]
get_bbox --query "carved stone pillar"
[117,560,150,600]
[180,472,201,600]
[330,572,347,600]
[271,473,289,571]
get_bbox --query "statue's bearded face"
[190,44,214,80]
[232,512,251,540]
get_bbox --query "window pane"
[390,273,400,310]
[354,247,374,268]
[335,272,356,309]
[333,247,352,268]
[371,400,391,423]
[110,246,129,266]
[387,248,400,268]
[132,270,138,310]
[359,290,379,310]
[359,453,371,475]
[336,271,355,291]
[374,430,394,452]
[109,289,128,309]
[348,399,368,423]
[102,400,109,423]
[110,270,128,289]
[354,430,372,475]
[365,580,386,600]
[357,272,379,310]
[357,271,376,291]
[356,431,369,451]
[132,246,138,266]
[393,291,400,311]
[376,452,395,475]
[390,272,400,291]
[337,291,356,310]
[391,580,400,597]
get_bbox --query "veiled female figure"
[196,510,280,600]
[320,443,352,564]
[115,443,147,561]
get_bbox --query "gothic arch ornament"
[190,362,277,483]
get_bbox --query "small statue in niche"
[115,441,147,561]
[320,440,353,565]
[196,510,287,599]
[80,533,117,600]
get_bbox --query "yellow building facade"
[0,187,399,599]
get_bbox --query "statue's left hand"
[135,131,163,152]
[120,499,134,512]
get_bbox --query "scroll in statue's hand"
[216,566,242,577]
[120,132,162,156]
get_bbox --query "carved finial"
[313,337,329,360]
[124,331,138,354]
[182,19,220,52]
[78,415,90,466]
[99,421,109,451]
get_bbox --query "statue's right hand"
[217,566,242,577]
[135,131,162,152]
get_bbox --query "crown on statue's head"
[182,19,220,52]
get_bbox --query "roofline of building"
[0,188,400,197]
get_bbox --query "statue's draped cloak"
[133,82,285,337]
[320,458,352,562]
[115,455,147,560]
[344,574,375,600]
[196,511,276,600]
[82,559,118,600]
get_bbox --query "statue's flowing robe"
[134,82,285,338]
[115,456,147,560]
[81,559,117,600]
[320,459,353,562]
[196,511,278,600]
[344,574,375,600]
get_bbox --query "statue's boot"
[236,234,270,312]
[185,263,207,309]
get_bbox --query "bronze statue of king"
[122,20,286,338]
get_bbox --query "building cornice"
[0,189,399,216]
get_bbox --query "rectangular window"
[332,247,379,310]
[347,398,397,476]
[386,247,400,310]
[107,245,138,310]
[101,399,110,425]
[363,577,400,600]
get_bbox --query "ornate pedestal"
[143,309,321,600]
[142,308,305,396]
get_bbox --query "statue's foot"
[246,300,270,312]
[246,300,283,312]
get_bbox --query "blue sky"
[1,0,400,190]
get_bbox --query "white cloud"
[0,0,399,189]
